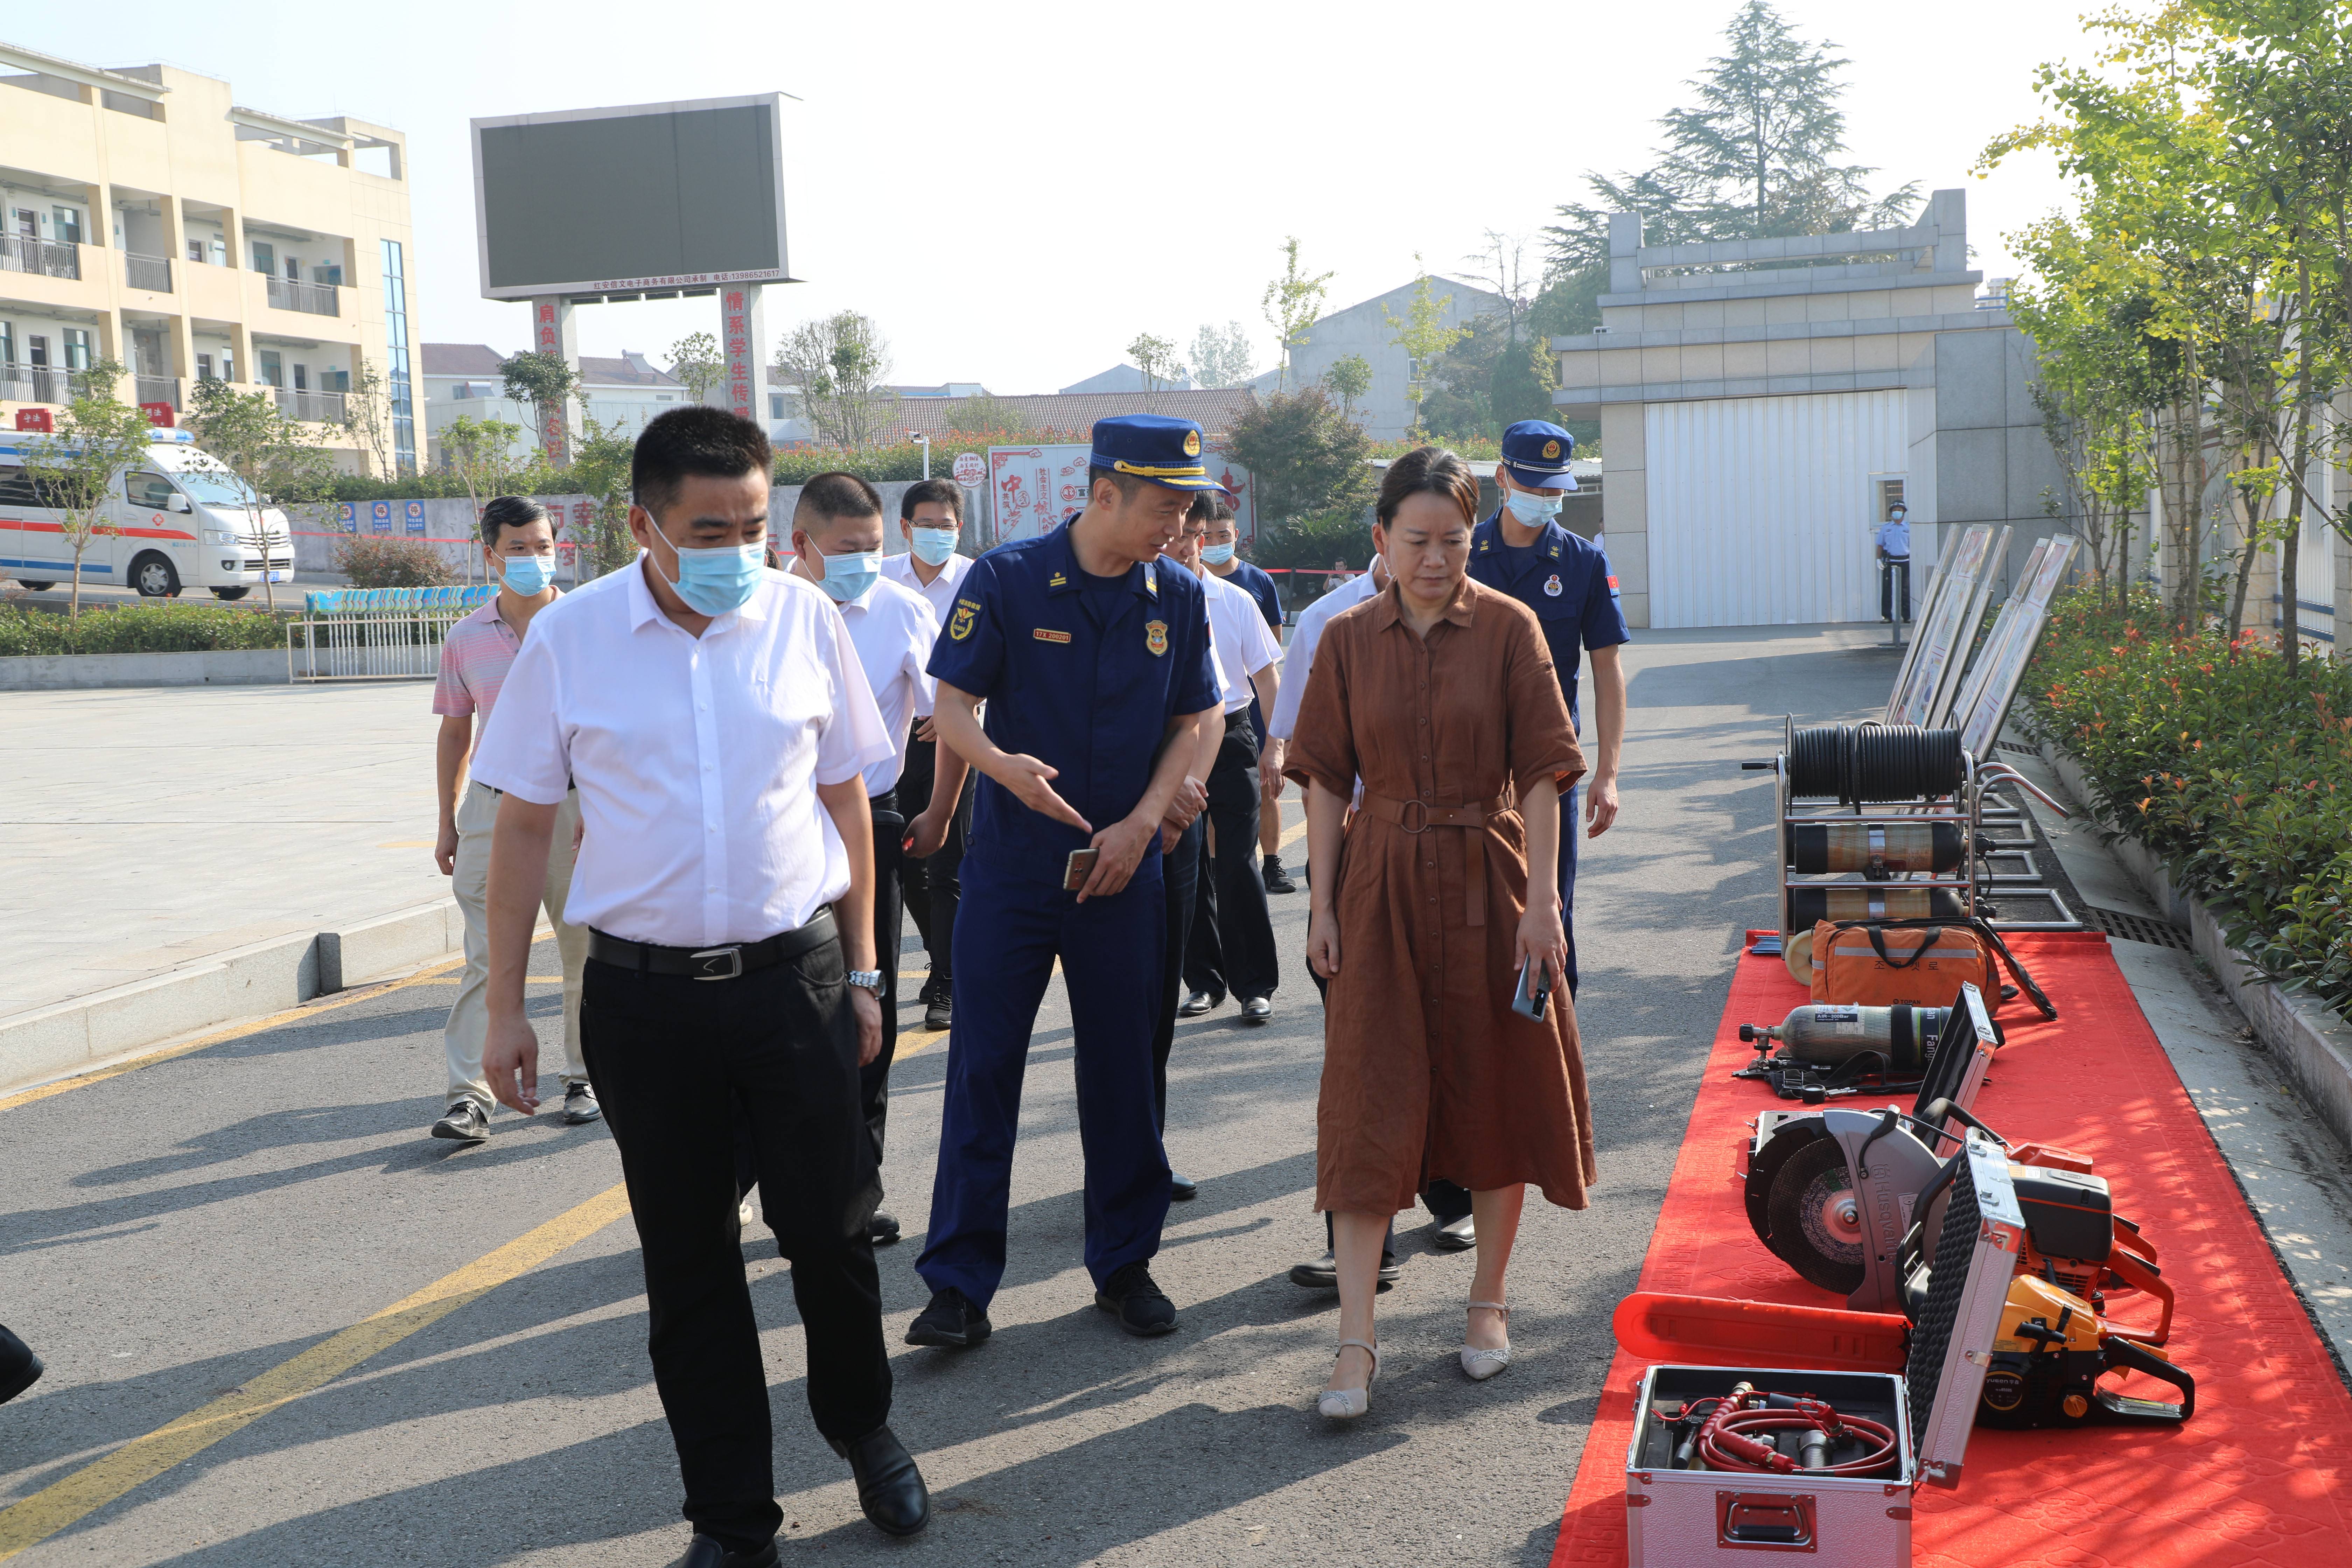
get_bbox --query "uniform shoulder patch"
[949,603,977,641]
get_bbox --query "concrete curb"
[0,648,293,690]
[2042,743,2352,1154]
[0,897,465,1096]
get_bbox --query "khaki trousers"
[447,779,589,1110]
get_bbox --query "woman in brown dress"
[1284,446,1595,1419]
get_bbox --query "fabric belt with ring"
[1357,791,1512,926]
[588,907,838,981]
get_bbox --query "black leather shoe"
[1263,855,1298,894]
[670,1533,778,1568]
[828,1424,930,1537]
[1095,1261,1178,1335]
[1169,1171,1199,1201]
[869,1211,902,1245]
[905,1286,991,1348]
[922,982,952,1032]
[1285,1251,1400,1290]
[1240,995,1273,1024]
[1432,1213,1476,1251]
[562,1082,602,1125]
[0,1324,43,1405]
[1177,988,1219,1018]
[430,1100,487,1143]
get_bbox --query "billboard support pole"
[722,285,768,430]
[530,296,581,464]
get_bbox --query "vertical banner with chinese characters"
[721,285,768,426]
[531,297,578,465]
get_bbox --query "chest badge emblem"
[1145,619,1169,657]
[1544,574,1563,598]
[949,604,976,640]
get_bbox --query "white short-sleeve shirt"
[833,575,939,798]
[1200,567,1282,714]
[880,549,971,625]
[1267,569,1381,743]
[470,555,892,947]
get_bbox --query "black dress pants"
[898,736,973,988]
[1183,714,1280,1002]
[582,938,889,1553]
[1153,815,1205,1132]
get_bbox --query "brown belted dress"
[1284,575,1597,1214]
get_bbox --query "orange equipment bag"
[1809,917,2056,1019]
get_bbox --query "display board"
[1955,534,2078,758]
[984,443,1257,548]
[472,95,790,301]
[1886,524,1996,725]
[1924,526,2010,728]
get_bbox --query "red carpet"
[1550,932,2352,1568]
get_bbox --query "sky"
[13,0,2099,393]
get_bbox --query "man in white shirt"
[473,409,931,1564]
[880,478,974,1033]
[1177,494,1284,1026]
[791,472,968,1247]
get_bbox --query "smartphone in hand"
[1063,847,1100,891]
[1512,956,1551,1022]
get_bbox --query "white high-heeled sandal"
[1460,1301,1511,1381]
[1317,1339,1380,1419]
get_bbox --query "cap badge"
[1541,439,1561,460]
[1544,574,1563,598]
[1145,619,1169,657]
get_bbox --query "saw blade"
[1768,1137,1867,1296]
[1746,1120,1824,1264]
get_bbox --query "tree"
[566,415,640,578]
[341,355,397,478]
[668,332,724,404]
[499,350,580,460]
[1454,233,1562,431]
[775,312,894,447]
[438,414,529,582]
[1261,237,1334,391]
[1320,354,1373,421]
[182,377,336,612]
[18,359,152,618]
[1382,259,1472,439]
[1225,388,1376,523]
[1127,332,1181,397]
[946,394,1028,437]
[1189,322,1258,389]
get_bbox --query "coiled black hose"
[1786,723,1962,804]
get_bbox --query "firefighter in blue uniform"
[906,414,1225,1350]
[1467,419,1629,996]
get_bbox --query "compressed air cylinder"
[1785,821,1965,875]
[1785,886,1966,925]
[1738,1003,1945,1071]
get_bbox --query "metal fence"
[287,584,493,682]
[0,233,79,280]
[274,388,346,423]
[265,275,339,317]
[125,251,173,292]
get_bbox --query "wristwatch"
[846,969,884,996]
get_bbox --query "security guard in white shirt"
[1876,502,1912,622]
[474,408,930,1566]
[790,472,969,1246]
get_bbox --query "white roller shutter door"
[1645,390,1910,628]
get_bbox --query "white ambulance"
[0,428,294,600]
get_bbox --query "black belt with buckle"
[588,908,837,981]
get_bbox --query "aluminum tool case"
[1624,1136,2024,1565]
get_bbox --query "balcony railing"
[0,366,72,404]
[125,251,173,292]
[135,374,181,410]
[274,387,346,422]
[265,275,339,317]
[0,233,80,280]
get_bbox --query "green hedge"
[2023,585,2352,1019]
[0,603,292,656]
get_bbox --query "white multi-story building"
[0,41,419,473]
[421,343,690,466]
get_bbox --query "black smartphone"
[1512,957,1552,1022]
[1063,847,1100,891]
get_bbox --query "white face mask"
[1505,489,1562,526]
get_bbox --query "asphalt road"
[0,624,1901,1567]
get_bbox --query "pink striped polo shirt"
[432,597,547,753]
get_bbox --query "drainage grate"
[1997,740,2038,757]
[2088,906,2194,950]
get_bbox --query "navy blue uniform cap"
[1499,419,1580,492]
[1087,414,1232,494]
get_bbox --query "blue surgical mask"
[1504,489,1562,526]
[1200,542,1236,566]
[911,526,959,566]
[659,537,766,616]
[817,549,883,603]
[499,553,555,595]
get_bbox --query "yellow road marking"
[0,1182,632,1560]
